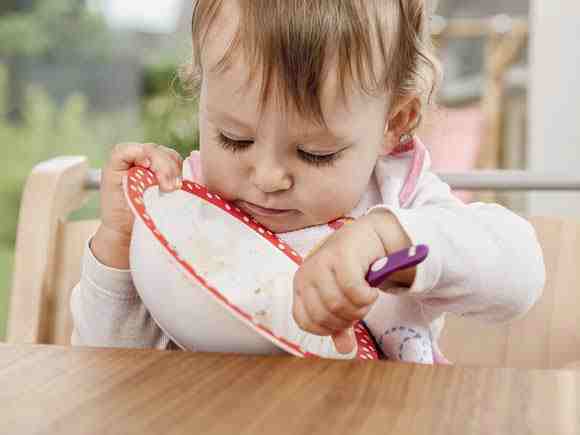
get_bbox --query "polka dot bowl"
[123,167,380,360]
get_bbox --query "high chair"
[6,156,580,369]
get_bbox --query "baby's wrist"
[91,225,132,269]
[366,209,410,251]
[365,208,416,287]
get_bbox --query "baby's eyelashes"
[216,132,253,153]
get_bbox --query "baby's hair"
[181,0,441,128]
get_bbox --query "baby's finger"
[158,145,183,166]
[315,268,374,322]
[299,284,355,332]
[332,257,379,308]
[141,143,183,192]
[292,295,337,337]
[109,142,152,172]
[332,329,356,355]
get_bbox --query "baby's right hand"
[92,143,183,268]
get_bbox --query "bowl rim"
[122,166,380,361]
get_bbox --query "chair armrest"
[85,168,580,192]
[440,171,580,191]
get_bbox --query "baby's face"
[198,42,392,234]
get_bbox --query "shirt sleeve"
[70,236,173,349]
[369,154,546,324]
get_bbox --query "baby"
[71,0,545,363]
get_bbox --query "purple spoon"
[365,244,429,288]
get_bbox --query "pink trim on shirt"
[389,139,415,156]
[397,138,426,207]
[187,151,203,183]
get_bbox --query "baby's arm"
[70,237,172,349]
[373,170,546,324]
[70,154,197,349]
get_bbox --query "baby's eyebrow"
[207,106,253,129]
[300,122,356,145]
[300,130,349,145]
[208,106,351,145]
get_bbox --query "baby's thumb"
[332,328,356,355]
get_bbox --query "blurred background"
[0,0,578,339]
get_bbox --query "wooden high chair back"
[7,157,99,345]
[6,157,580,369]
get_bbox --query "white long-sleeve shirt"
[70,138,546,362]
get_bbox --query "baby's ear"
[381,97,421,156]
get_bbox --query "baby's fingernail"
[161,177,172,192]
[333,331,355,355]
[143,159,151,168]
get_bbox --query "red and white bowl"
[123,167,380,360]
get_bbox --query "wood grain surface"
[1,344,578,435]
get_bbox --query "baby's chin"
[252,213,336,235]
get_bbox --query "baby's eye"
[216,132,253,152]
[298,149,341,167]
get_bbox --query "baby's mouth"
[236,200,296,218]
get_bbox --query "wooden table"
[564,361,580,370]
[1,344,578,435]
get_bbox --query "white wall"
[528,1,580,216]
[89,0,183,34]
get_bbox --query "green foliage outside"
[141,80,200,158]
[0,0,113,60]
[0,63,200,339]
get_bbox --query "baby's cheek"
[200,149,241,197]
[317,157,375,214]
[308,180,364,219]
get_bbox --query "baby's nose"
[251,159,292,193]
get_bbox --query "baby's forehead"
[204,62,389,135]
[200,1,240,72]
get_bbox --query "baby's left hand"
[292,214,388,355]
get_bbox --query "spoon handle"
[365,245,429,288]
